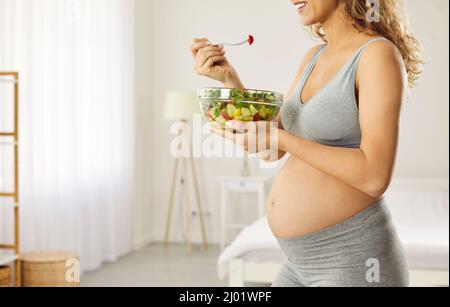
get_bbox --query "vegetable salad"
[198,88,283,126]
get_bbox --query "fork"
[215,35,254,47]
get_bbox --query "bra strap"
[301,44,327,80]
[357,37,389,53]
[346,37,390,78]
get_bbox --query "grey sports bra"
[281,37,389,149]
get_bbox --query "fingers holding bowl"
[210,121,250,151]
[225,120,248,133]
[210,125,239,142]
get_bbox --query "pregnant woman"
[191,0,422,287]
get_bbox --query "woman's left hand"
[210,121,280,154]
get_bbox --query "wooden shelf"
[0,72,18,77]
[0,193,16,197]
[0,254,18,266]
[0,244,16,250]
[0,71,20,286]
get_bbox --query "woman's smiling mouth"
[294,1,308,14]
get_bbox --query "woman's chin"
[300,16,315,26]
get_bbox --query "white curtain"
[0,0,135,271]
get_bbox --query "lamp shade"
[164,90,200,121]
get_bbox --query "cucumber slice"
[259,107,268,119]
[209,106,221,119]
[241,107,252,117]
[249,105,259,116]
[227,104,237,117]
[215,115,226,125]
[241,116,254,122]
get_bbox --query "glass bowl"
[198,88,283,126]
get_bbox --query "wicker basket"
[0,266,12,287]
[20,251,80,287]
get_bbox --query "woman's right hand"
[190,38,243,88]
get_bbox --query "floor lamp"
[163,91,208,255]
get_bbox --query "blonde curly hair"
[312,0,423,87]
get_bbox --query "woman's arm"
[278,41,407,198]
[191,38,245,89]
[223,77,245,89]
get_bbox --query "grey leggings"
[272,199,409,287]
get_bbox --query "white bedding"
[218,179,449,280]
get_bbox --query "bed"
[218,178,449,287]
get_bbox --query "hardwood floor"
[81,243,227,287]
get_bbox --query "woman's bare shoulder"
[357,40,406,90]
[361,39,403,64]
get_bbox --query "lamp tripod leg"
[164,156,180,251]
[189,154,208,251]
[183,157,193,255]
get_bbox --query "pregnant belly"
[267,156,378,238]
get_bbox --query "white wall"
[133,0,155,249]
[395,0,449,178]
[135,0,449,244]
